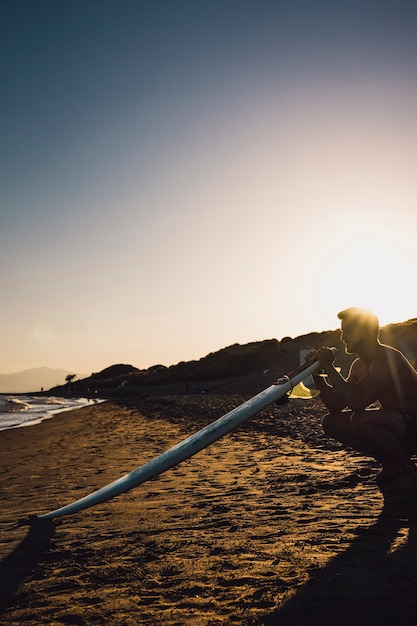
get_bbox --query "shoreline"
[0,395,104,432]
[1,395,416,625]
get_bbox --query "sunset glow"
[1,1,417,374]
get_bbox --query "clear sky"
[1,0,417,375]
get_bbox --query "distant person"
[308,308,417,491]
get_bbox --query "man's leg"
[351,410,417,489]
[322,410,376,454]
[322,410,413,488]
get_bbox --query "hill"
[0,367,86,394]
[48,318,417,398]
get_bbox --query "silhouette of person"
[309,308,417,491]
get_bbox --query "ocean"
[0,395,97,431]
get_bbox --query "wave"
[0,395,98,431]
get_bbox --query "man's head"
[337,307,380,354]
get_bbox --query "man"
[311,308,417,491]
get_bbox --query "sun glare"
[319,216,417,327]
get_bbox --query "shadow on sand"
[0,518,55,610]
[265,494,417,626]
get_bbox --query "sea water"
[0,395,96,431]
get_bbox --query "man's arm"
[302,349,349,412]
[316,348,385,411]
[312,372,348,412]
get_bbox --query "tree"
[65,374,76,384]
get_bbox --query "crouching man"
[310,308,417,491]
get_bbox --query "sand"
[1,394,417,625]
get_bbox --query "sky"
[1,0,417,375]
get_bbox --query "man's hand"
[304,349,318,365]
[316,347,336,370]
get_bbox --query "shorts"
[402,414,417,454]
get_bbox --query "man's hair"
[337,307,380,337]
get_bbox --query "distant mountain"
[0,367,86,394]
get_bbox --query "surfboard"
[37,355,328,520]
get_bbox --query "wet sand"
[1,395,417,625]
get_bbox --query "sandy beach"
[1,394,417,625]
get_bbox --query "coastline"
[1,395,416,625]
[0,395,100,431]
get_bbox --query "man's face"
[340,320,363,354]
